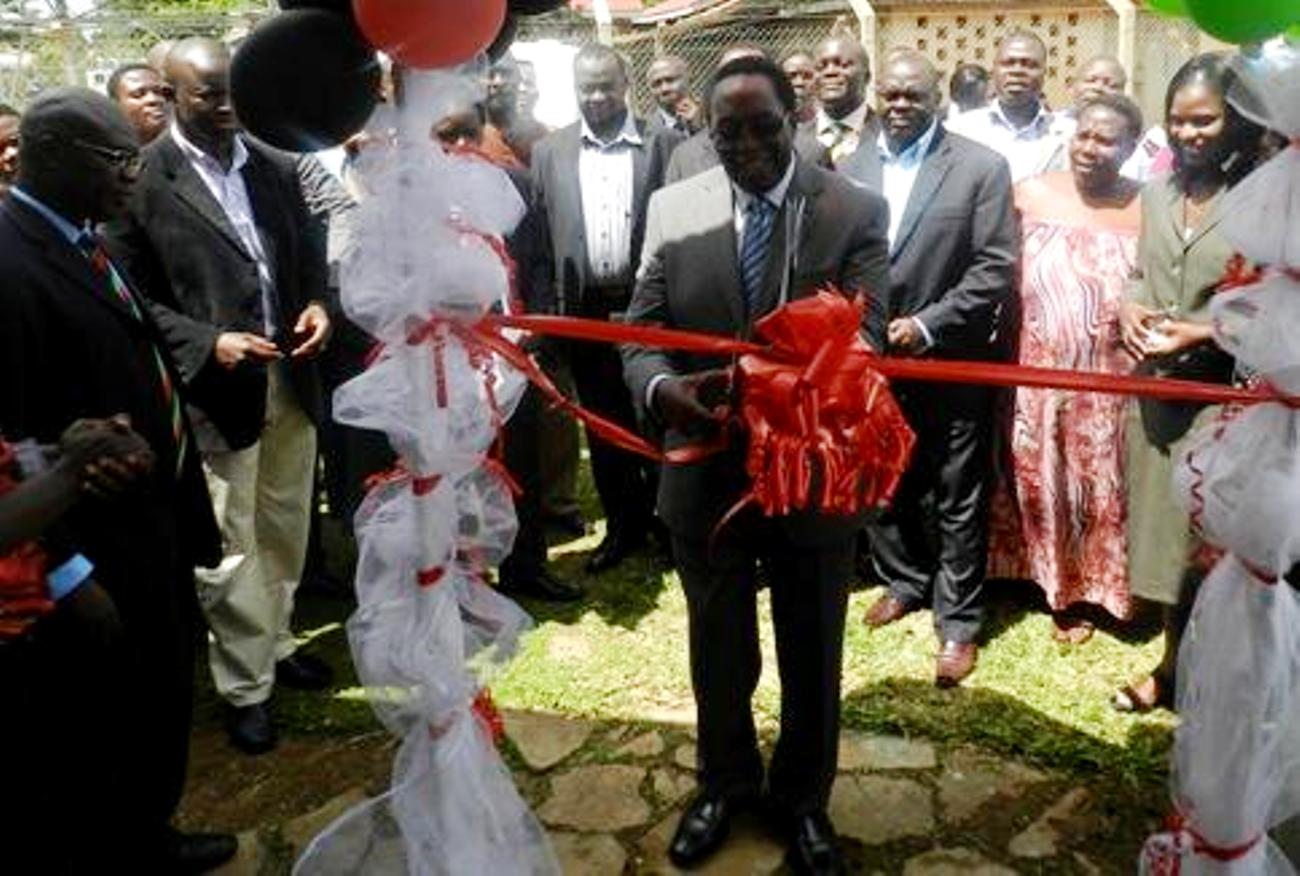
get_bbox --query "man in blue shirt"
[0,87,233,874]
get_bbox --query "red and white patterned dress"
[989,189,1139,620]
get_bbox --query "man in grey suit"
[664,44,829,186]
[802,35,881,176]
[859,51,1018,687]
[531,45,676,574]
[623,57,889,875]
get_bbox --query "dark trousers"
[0,562,196,872]
[500,384,547,583]
[868,384,995,644]
[672,521,854,816]
[568,296,654,540]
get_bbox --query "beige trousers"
[195,365,317,707]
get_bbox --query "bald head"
[18,87,139,223]
[815,35,870,118]
[1074,54,1127,107]
[877,50,941,152]
[166,37,236,158]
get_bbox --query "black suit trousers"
[672,519,853,816]
[499,384,547,583]
[568,294,654,538]
[0,560,196,872]
[868,383,995,643]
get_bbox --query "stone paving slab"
[539,764,651,832]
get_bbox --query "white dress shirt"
[578,112,641,286]
[171,123,277,333]
[878,119,938,246]
[816,101,871,164]
[948,99,1072,183]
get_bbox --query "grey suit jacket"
[663,127,832,186]
[530,116,675,313]
[797,112,883,184]
[622,159,891,542]
[880,126,1018,363]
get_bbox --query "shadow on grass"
[842,676,1172,791]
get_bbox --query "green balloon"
[1184,0,1297,43]
[1146,0,1188,16]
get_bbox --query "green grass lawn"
[493,514,1175,793]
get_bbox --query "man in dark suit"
[664,44,829,186]
[645,55,701,136]
[105,38,333,755]
[531,44,675,574]
[860,51,1018,687]
[624,57,890,875]
[803,35,881,177]
[0,87,235,873]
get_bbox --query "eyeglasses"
[73,139,143,175]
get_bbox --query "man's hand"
[289,303,332,359]
[675,95,702,131]
[59,579,124,650]
[214,332,282,369]
[57,416,154,499]
[653,369,731,435]
[887,317,925,354]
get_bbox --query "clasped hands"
[214,302,332,369]
[55,415,154,500]
[1119,301,1214,360]
[653,369,732,435]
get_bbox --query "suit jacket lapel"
[559,125,586,263]
[1182,186,1227,250]
[892,129,954,258]
[239,149,281,288]
[159,136,251,260]
[631,117,650,223]
[7,199,140,326]
[756,159,821,316]
[696,169,746,331]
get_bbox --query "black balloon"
[508,0,566,15]
[278,0,352,11]
[232,9,380,152]
[486,13,518,62]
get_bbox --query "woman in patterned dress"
[989,94,1145,643]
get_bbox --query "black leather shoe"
[787,811,845,875]
[585,531,642,574]
[226,703,277,755]
[499,569,583,602]
[166,830,239,875]
[669,793,735,868]
[544,511,587,538]
[276,653,334,691]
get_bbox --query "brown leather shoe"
[935,641,977,688]
[863,594,915,629]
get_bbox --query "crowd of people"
[0,20,1277,876]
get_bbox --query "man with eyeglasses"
[0,86,237,874]
[105,37,333,757]
[107,62,172,146]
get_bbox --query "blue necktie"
[739,196,776,318]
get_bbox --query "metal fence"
[518,1,1216,129]
[0,3,274,107]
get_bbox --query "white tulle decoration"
[294,66,558,876]
[1222,39,1300,268]
[1147,38,1300,876]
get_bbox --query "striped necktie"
[739,196,777,318]
[75,229,188,479]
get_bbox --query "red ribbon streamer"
[485,312,1296,410]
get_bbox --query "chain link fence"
[0,3,273,107]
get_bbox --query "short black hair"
[706,55,797,116]
[0,102,18,119]
[105,62,156,101]
[997,30,1047,59]
[950,63,988,95]
[574,44,628,79]
[1077,92,1144,142]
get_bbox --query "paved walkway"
[210,709,1130,874]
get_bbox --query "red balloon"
[353,0,506,69]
